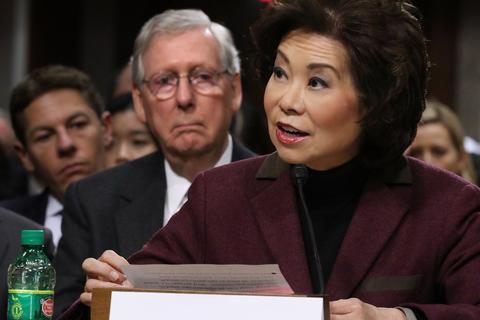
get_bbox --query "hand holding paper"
[80,250,132,306]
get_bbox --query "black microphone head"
[291,164,309,186]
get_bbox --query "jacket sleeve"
[402,183,480,319]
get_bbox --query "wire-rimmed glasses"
[142,68,229,100]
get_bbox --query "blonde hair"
[418,100,477,183]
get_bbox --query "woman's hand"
[79,250,133,306]
[330,298,406,320]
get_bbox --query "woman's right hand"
[80,250,133,306]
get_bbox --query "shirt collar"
[163,134,233,222]
[46,194,63,217]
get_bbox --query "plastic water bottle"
[7,230,55,320]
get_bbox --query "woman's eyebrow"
[307,63,341,79]
[277,48,341,78]
[276,49,289,63]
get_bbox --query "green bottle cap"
[21,230,45,245]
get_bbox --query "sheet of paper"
[121,264,294,294]
[109,291,325,320]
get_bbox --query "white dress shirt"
[163,135,233,225]
[44,194,63,250]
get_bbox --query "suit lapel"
[327,180,412,299]
[249,154,313,293]
[115,153,167,257]
[249,153,413,297]
[22,191,49,225]
[114,141,251,258]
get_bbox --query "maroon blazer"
[61,153,480,319]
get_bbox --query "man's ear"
[14,141,35,174]
[230,73,243,113]
[101,111,113,147]
[132,87,147,123]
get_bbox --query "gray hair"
[131,9,240,87]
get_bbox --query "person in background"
[0,110,29,201]
[111,62,133,98]
[0,65,112,250]
[53,9,255,317]
[104,93,158,168]
[0,109,16,155]
[64,0,480,319]
[0,206,54,320]
[406,99,477,184]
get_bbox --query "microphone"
[291,164,325,295]
[292,164,309,187]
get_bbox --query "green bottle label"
[7,289,54,320]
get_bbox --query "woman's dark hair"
[9,65,105,145]
[251,0,429,178]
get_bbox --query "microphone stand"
[292,164,325,295]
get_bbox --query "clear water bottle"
[7,230,55,320]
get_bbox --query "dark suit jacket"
[60,152,480,319]
[0,190,49,225]
[54,142,255,317]
[0,207,54,320]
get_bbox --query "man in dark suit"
[53,9,255,316]
[0,207,54,320]
[0,66,112,250]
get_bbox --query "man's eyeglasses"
[142,69,229,100]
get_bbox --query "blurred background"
[0,0,479,154]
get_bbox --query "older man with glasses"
[53,9,255,317]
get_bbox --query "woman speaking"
[66,1,480,319]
